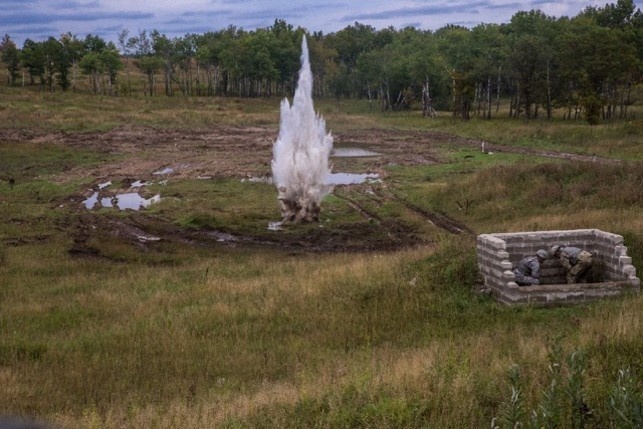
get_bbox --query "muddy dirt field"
[3,125,447,180]
[2,126,614,255]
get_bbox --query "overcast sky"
[2,0,639,47]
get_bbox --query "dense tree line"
[1,0,641,121]
[2,32,122,95]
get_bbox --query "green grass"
[374,106,643,161]
[0,140,107,178]
[0,91,641,428]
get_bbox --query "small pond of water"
[84,192,161,211]
[243,172,380,186]
[153,167,174,175]
[83,179,161,211]
[326,172,380,185]
[268,222,283,231]
[331,148,381,157]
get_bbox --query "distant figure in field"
[513,249,548,286]
[549,245,594,284]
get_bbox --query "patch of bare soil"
[1,125,615,254]
[1,125,445,183]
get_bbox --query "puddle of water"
[84,192,99,209]
[326,172,380,185]
[83,177,163,211]
[268,221,283,231]
[207,231,238,242]
[243,173,380,186]
[332,148,381,157]
[153,167,174,175]
[100,196,115,207]
[116,193,161,210]
[83,192,161,211]
[137,234,161,242]
[241,176,273,184]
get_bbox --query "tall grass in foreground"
[1,236,640,428]
[494,340,641,428]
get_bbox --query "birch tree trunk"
[486,77,492,119]
[496,65,501,113]
[546,59,552,120]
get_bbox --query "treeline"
[1,0,641,122]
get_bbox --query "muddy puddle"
[268,222,283,231]
[331,148,381,157]
[327,173,380,185]
[83,180,161,211]
[242,172,380,186]
[84,191,161,211]
[153,167,174,175]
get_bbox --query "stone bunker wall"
[477,229,640,305]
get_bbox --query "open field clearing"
[0,89,641,428]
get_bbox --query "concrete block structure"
[477,229,640,306]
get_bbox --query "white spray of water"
[271,36,333,223]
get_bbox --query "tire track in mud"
[331,187,425,248]
[334,185,473,236]
[332,191,383,223]
[396,198,473,235]
[375,187,474,235]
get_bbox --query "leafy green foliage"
[495,341,641,429]
[2,1,641,123]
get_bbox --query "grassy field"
[0,85,641,428]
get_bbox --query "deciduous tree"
[1,34,20,85]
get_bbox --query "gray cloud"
[55,1,100,9]
[2,0,612,47]
[488,2,524,10]
[181,9,234,17]
[1,0,41,5]
[529,0,562,6]
[344,2,488,21]
[5,26,59,36]
[0,11,153,26]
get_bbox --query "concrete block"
[623,265,636,277]
[616,245,628,256]
[503,270,516,281]
[595,231,624,245]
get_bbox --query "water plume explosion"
[272,37,333,223]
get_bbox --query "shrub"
[494,340,642,428]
